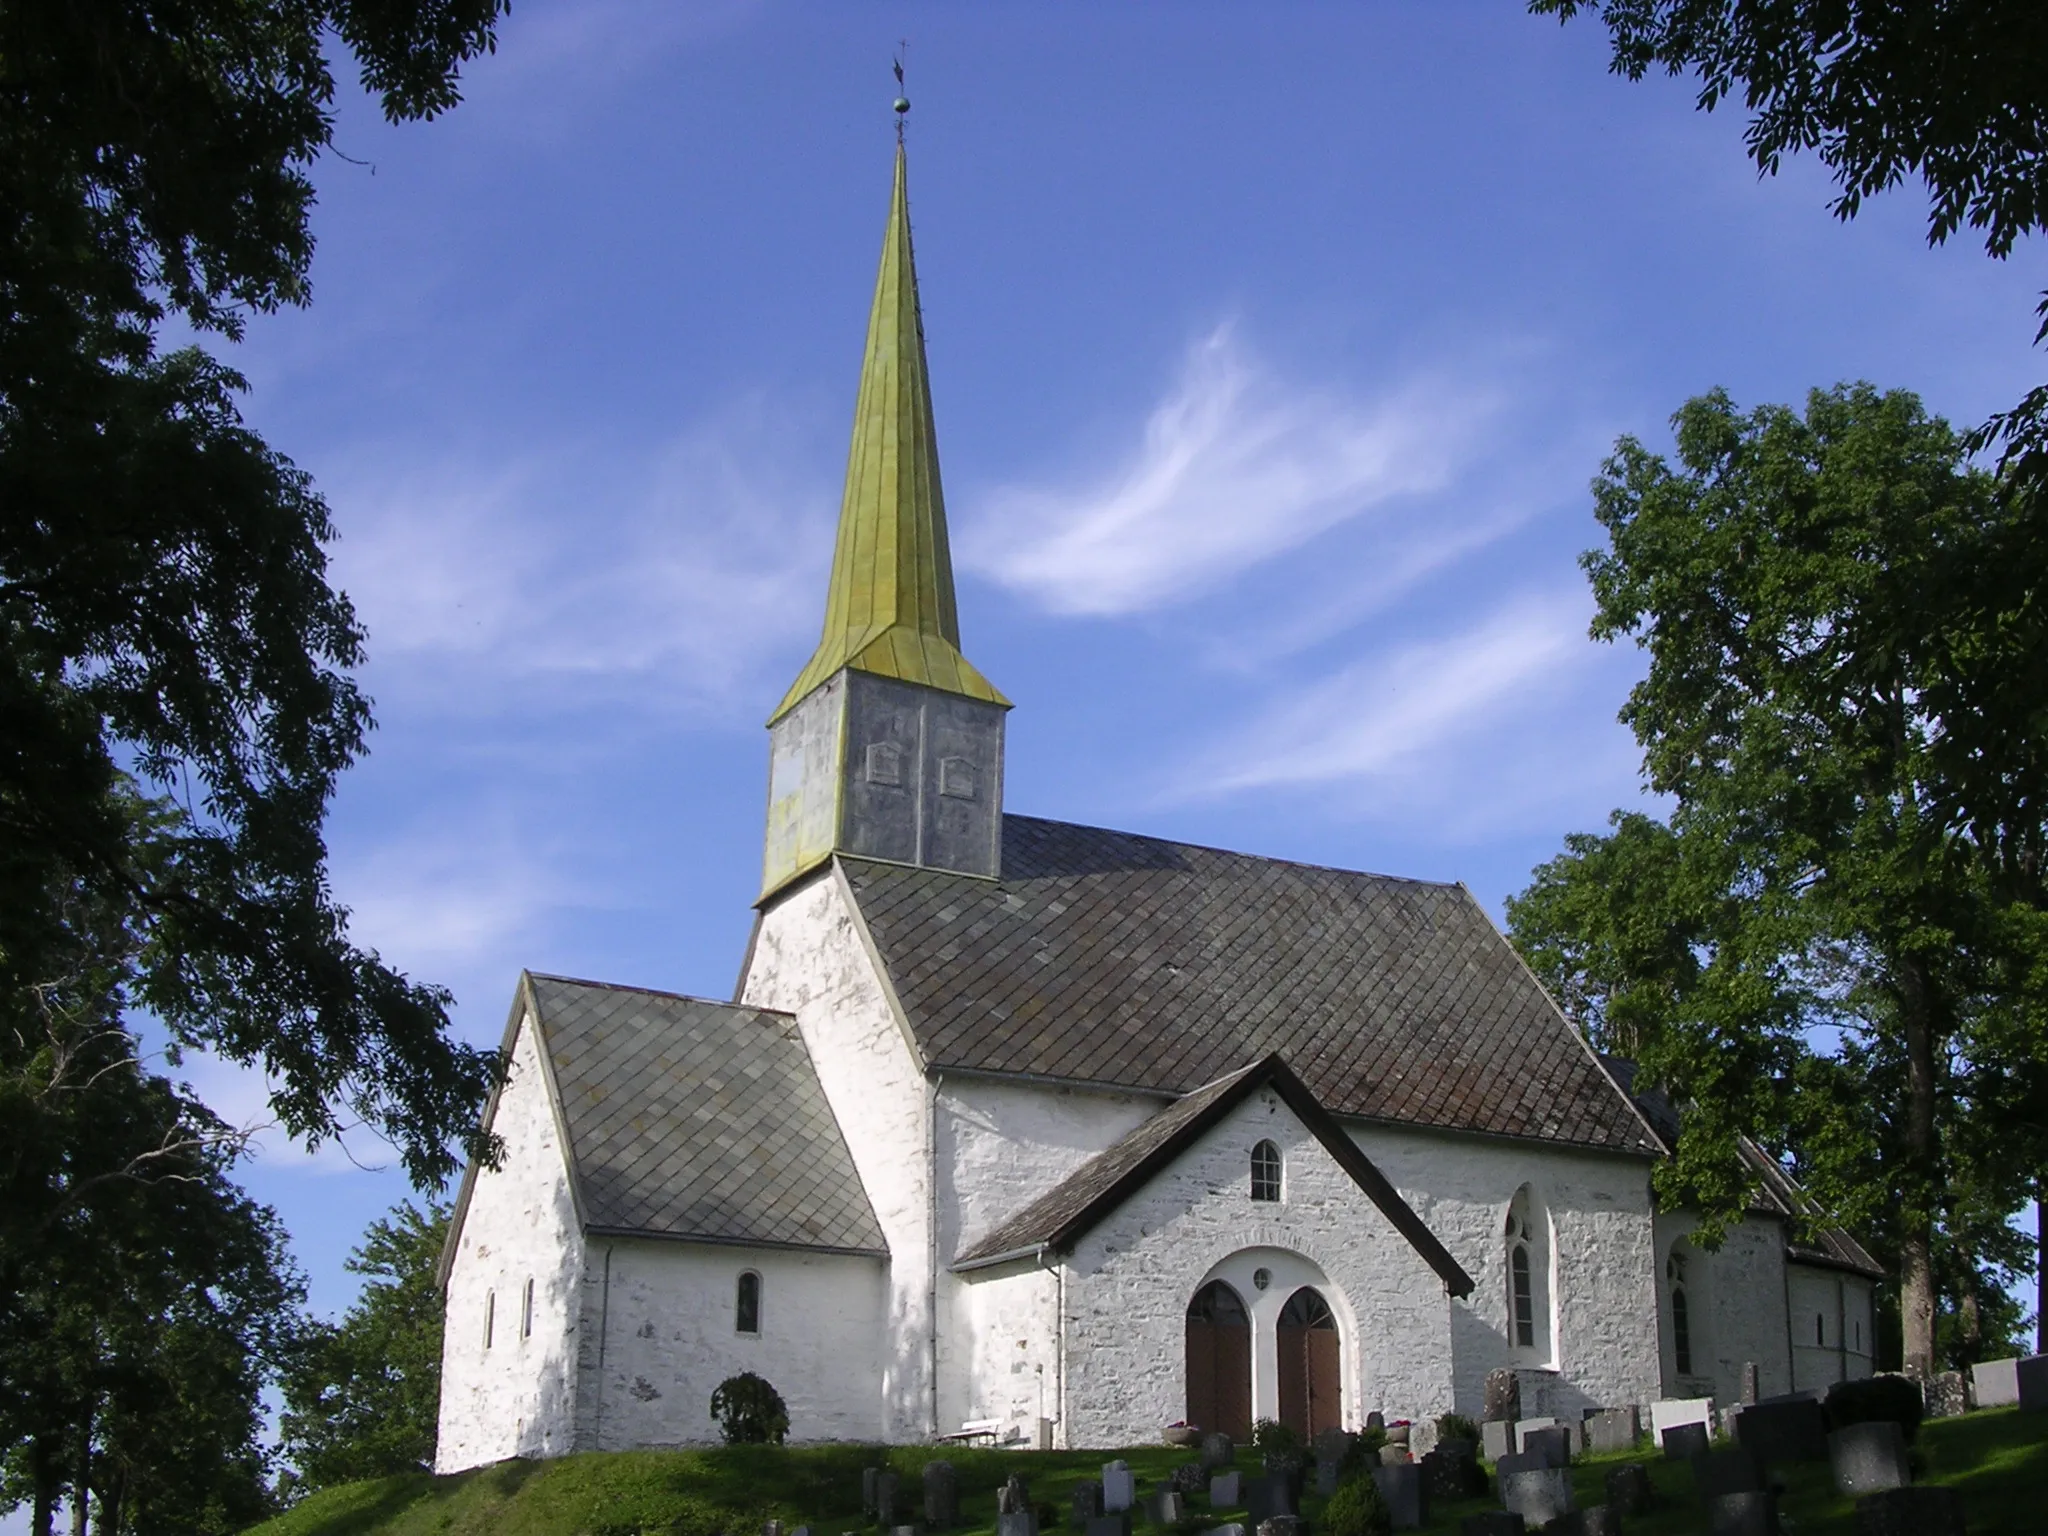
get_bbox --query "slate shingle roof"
[525,973,886,1255]
[839,815,1660,1156]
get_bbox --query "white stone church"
[432,145,1880,1472]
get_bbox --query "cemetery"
[253,1380,2044,1536]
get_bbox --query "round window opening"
[1252,1267,1272,1292]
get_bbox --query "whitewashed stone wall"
[740,869,929,1439]
[571,1239,887,1447]
[1056,1087,1454,1448]
[1788,1264,1876,1392]
[437,1012,586,1472]
[1655,1212,1792,1403]
[952,1260,1061,1444]
[1352,1122,1661,1419]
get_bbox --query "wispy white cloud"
[959,324,1503,616]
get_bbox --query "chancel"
[432,138,1879,1468]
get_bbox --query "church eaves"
[770,143,1007,724]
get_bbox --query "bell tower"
[760,142,1009,902]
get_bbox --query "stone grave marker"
[1575,1505,1621,1536]
[891,1525,920,1536]
[1854,1486,1966,1535]
[2019,1352,2048,1410]
[792,1526,811,1536]
[1741,1362,1760,1405]
[1706,1490,1778,1535]
[1604,1463,1651,1517]
[874,1472,900,1527]
[1649,1396,1715,1442]
[1369,1463,1427,1531]
[999,1477,1031,1516]
[1731,1397,1828,1464]
[1692,1446,1765,1505]
[1970,1356,2019,1408]
[764,1521,783,1536]
[1200,1432,1235,1470]
[1519,1425,1568,1470]
[1582,1407,1638,1455]
[1491,1451,1540,1482]
[1170,1465,1207,1498]
[1208,1471,1240,1508]
[998,1515,1037,1536]
[1480,1421,1514,1462]
[863,1469,880,1516]
[1483,1367,1521,1424]
[1253,1518,1304,1536]
[1499,1466,1573,1528]
[1313,1461,1338,1498]
[1457,1517,1525,1536]
[924,1462,958,1529]
[1146,1492,1184,1526]
[1660,1421,1710,1460]
[1243,1474,1293,1527]
[1377,1445,1406,1467]
[1925,1370,1968,1418]
[1365,1410,1385,1432]
[1511,1416,1557,1454]
[1070,1482,1103,1529]
[1085,1516,1130,1536]
[1102,1463,1135,1514]
[1827,1421,1909,1496]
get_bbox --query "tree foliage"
[0,0,508,1188]
[279,1201,449,1495]
[708,1373,789,1447]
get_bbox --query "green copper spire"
[770,144,1008,723]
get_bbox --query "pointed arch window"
[1672,1285,1693,1375]
[1506,1208,1534,1348]
[736,1270,762,1335]
[1250,1140,1282,1202]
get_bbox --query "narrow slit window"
[1250,1140,1282,1202]
[521,1278,534,1339]
[1816,1313,1825,1347]
[484,1289,496,1350]
[736,1270,761,1335]
[1672,1287,1693,1375]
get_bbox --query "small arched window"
[1672,1286,1693,1375]
[736,1270,762,1335]
[1509,1240,1534,1347]
[1250,1140,1282,1202]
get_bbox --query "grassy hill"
[251,1408,2045,1536]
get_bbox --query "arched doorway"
[1277,1286,1341,1437]
[1185,1281,1252,1440]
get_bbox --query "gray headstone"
[1853,1486,1967,1535]
[1661,1421,1710,1460]
[1200,1432,1236,1470]
[1970,1356,2019,1408]
[875,1473,900,1525]
[924,1462,958,1528]
[1741,1361,1760,1405]
[1102,1464,1135,1514]
[1315,1425,1352,1467]
[1150,1492,1187,1525]
[1732,1397,1829,1464]
[1492,1452,1542,1481]
[999,1516,1038,1536]
[1385,1422,1411,1446]
[1582,1407,1639,1455]
[1364,1411,1385,1433]
[1070,1483,1103,1528]
[1000,1477,1032,1516]
[1519,1426,1568,1470]
[1172,1464,1209,1498]
[1604,1464,1652,1517]
[1692,1447,1765,1505]
[1085,1518,1130,1536]
[1244,1475,1294,1526]
[1481,1420,1514,1462]
[1370,1463,1428,1531]
[1313,1461,1338,1498]
[1254,1520,1305,1536]
[864,1468,881,1516]
[2020,1352,2048,1411]
[1707,1490,1778,1535]
[1377,1445,1406,1467]
[1484,1367,1522,1423]
[1208,1472,1240,1508]
[1421,1446,1480,1501]
[891,1526,920,1536]
[1499,1466,1573,1527]
[764,1521,783,1536]
[1457,1517,1526,1536]
[1828,1421,1910,1496]
[1575,1505,1621,1536]
[1926,1369,1968,1418]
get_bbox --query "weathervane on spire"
[893,44,910,142]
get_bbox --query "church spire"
[770,143,1007,724]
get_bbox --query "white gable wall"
[1653,1211,1792,1403]
[571,1239,886,1447]
[1056,1087,1455,1447]
[740,867,931,1439]
[1350,1121,1661,1420]
[437,1012,586,1472]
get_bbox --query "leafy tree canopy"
[0,0,510,1184]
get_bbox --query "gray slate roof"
[839,815,1660,1156]
[524,973,886,1255]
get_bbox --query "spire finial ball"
[894,96,910,115]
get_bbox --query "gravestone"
[1244,1475,1293,1527]
[874,1472,900,1527]
[1661,1422,1709,1460]
[1604,1463,1652,1517]
[764,1521,783,1536]
[1254,1519,1305,1536]
[1484,1368,1522,1424]
[1147,1492,1185,1525]
[1582,1407,1638,1455]
[892,1526,920,1536]
[999,1517,1038,1536]
[1314,1428,1352,1471]
[863,1469,881,1517]
[1000,1477,1032,1517]
[792,1527,811,1536]
[1369,1464,1427,1532]
[1925,1370,1968,1418]
[1707,1490,1779,1535]
[924,1462,958,1528]
[1731,1397,1829,1464]
[1970,1357,2019,1408]
[1201,1432,1236,1470]
[1741,1362,1760,1405]
[1385,1423,1410,1448]
[1377,1446,1406,1467]
[1171,1465,1208,1498]
[1458,1517,1525,1536]
[1499,1466,1573,1528]
[1481,1421,1514,1462]
[1085,1517,1130,1536]
[1574,1506,1620,1536]
[1102,1463,1136,1514]
[1202,1527,1246,1536]
[1491,1452,1542,1482]
[1693,1446,1765,1504]
[1432,1440,1484,1499]
[1070,1482,1103,1529]
[1519,1426,1568,1470]
[2019,1352,2048,1410]
[1829,1421,1910,1496]
[1209,1472,1241,1508]
[1854,1486,1966,1535]
[1365,1410,1386,1433]
[1313,1462,1338,1498]
[1649,1396,1715,1442]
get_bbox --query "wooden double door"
[1276,1286,1341,1438]
[1184,1281,1252,1441]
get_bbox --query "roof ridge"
[525,971,795,1019]
[991,812,1468,890]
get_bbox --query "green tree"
[279,1201,449,1494]
[1,0,508,1190]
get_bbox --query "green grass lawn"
[249,1408,2046,1536]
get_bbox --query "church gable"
[841,816,1661,1155]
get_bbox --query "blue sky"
[174,2,2045,1315]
